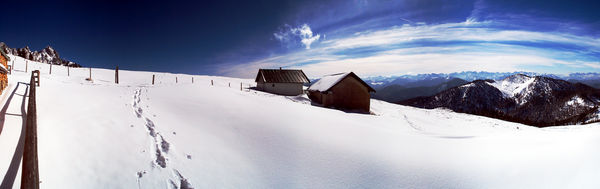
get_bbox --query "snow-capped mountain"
[400,74,600,127]
[0,42,81,67]
[364,71,600,89]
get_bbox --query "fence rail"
[21,71,39,189]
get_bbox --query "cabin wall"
[257,82,265,90]
[261,82,304,96]
[0,56,7,95]
[308,90,326,104]
[327,76,371,112]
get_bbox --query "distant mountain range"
[372,78,468,102]
[365,71,600,89]
[399,74,600,127]
[365,71,600,103]
[0,42,81,67]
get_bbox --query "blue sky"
[1,0,599,78]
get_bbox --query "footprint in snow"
[171,169,194,189]
[135,107,143,118]
[160,136,170,153]
[155,146,167,168]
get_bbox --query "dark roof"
[308,72,375,92]
[255,69,310,83]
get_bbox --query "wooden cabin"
[307,72,375,113]
[0,49,9,94]
[255,68,310,96]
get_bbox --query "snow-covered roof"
[308,72,375,92]
[308,73,350,91]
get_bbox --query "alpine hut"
[307,72,375,113]
[255,68,310,96]
[0,48,9,94]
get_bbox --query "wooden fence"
[21,71,40,189]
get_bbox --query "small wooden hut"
[307,72,375,113]
[255,68,310,96]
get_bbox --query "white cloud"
[465,17,477,25]
[226,19,600,78]
[320,21,600,51]
[583,62,600,69]
[274,24,321,49]
[240,51,562,78]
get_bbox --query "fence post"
[89,67,92,80]
[211,80,213,86]
[192,77,194,83]
[26,60,28,72]
[11,60,14,73]
[229,82,230,87]
[33,70,40,87]
[240,82,242,91]
[49,63,52,75]
[115,66,119,84]
[176,77,178,83]
[67,66,70,76]
[152,75,155,85]
[22,71,40,189]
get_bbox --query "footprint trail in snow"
[132,88,193,189]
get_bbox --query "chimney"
[279,67,282,70]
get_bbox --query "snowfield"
[1,55,600,188]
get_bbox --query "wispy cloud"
[274,24,321,49]
[225,19,600,78]
[584,62,600,69]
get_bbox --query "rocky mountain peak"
[0,42,80,67]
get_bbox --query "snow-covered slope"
[2,56,600,188]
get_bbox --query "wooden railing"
[21,71,39,189]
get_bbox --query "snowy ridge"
[487,74,535,98]
[486,74,538,105]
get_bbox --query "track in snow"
[131,88,193,189]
